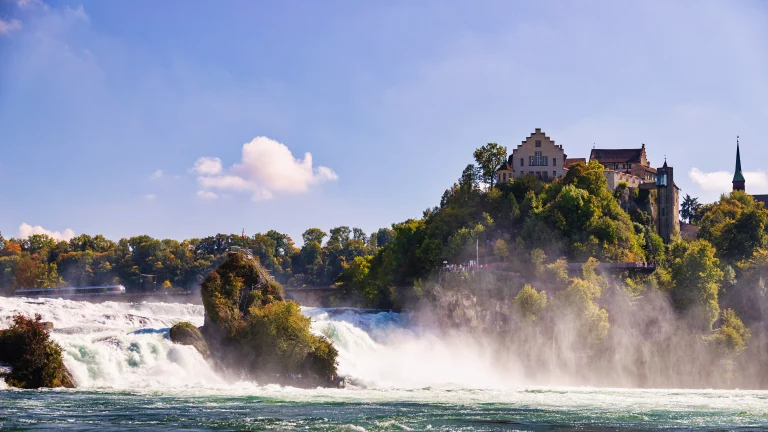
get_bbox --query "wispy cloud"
[144,193,157,200]
[19,223,75,241]
[196,190,218,200]
[195,136,338,201]
[689,168,768,192]
[16,0,48,10]
[149,169,163,180]
[0,18,22,36]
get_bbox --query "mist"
[324,265,768,390]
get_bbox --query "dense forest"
[0,225,392,294]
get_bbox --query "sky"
[1,0,768,244]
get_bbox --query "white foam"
[1,297,768,417]
[0,297,213,389]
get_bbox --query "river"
[1,297,767,431]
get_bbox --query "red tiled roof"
[753,195,768,206]
[590,148,644,164]
[496,162,514,172]
[564,158,586,167]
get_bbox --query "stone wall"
[603,170,642,190]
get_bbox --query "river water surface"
[1,297,767,431]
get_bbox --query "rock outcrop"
[0,313,75,389]
[170,251,339,387]
[169,321,211,359]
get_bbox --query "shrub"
[0,313,75,388]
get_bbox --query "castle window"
[503,173,507,181]
[553,158,557,166]
[535,140,541,147]
[520,158,524,167]
[553,171,557,178]
[530,151,548,166]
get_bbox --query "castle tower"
[656,159,680,243]
[733,137,745,191]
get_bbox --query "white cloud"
[144,193,157,200]
[689,168,768,192]
[193,157,223,175]
[19,223,75,241]
[197,174,253,191]
[196,190,218,200]
[0,18,22,36]
[149,169,163,180]
[194,137,338,201]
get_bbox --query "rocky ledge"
[168,251,340,387]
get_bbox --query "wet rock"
[169,322,211,359]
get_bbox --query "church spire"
[733,135,745,191]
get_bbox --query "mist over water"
[2,297,768,430]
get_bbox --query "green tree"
[708,308,751,356]
[302,228,327,246]
[376,228,395,248]
[473,142,508,188]
[493,239,509,261]
[698,191,768,263]
[668,239,724,330]
[514,284,547,321]
[336,255,374,300]
[681,194,702,224]
[554,258,610,346]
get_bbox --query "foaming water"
[2,298,768,430]
[0,297,220,389]
[305,308,511,389]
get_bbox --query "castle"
[497,128,679,242]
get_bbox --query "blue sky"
[1,0,767,243]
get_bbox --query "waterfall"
[0,297,508,390]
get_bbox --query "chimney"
[535,128,541,133]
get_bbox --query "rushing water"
[1,297,768,431]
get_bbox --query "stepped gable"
[510,128,565,154]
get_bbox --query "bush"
[0,313,75,388]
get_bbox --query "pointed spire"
[733,135,745,183]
